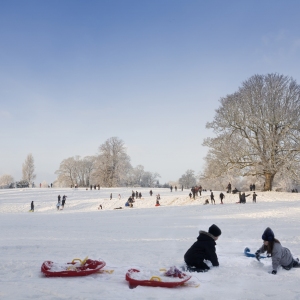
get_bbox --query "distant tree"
[54,137,160,188]
[55,157,78,187]
[141,171,161,187]
[178,169,196,188]
[0,174,14,188]
[203,74,300,191]
[55,155,96,187]
[93,137,132,187]
[132,165,145,186]
[22,154,36,185]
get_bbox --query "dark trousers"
[185,258,210,270]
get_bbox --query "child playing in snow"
[255,227,300,274]
[184,224,221,272]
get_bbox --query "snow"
[1,187,300,299]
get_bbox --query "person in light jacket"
[255,227,300,274]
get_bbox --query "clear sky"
[1,0,300,184]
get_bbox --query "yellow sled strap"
[150,276,161,281]
[71,256,88,266]
[97,269,114,274]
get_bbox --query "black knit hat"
[262,227,274,241]
[208,224,222,237]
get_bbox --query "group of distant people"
[188,183,259,205]
[39,183,53,188]
[170,185,178,192]
[29,194,68,212]
[131,190,142,199]
[89,184,100,190]
[57,195,67,210]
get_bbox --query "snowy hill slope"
[1,188,300,299]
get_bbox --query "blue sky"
[1,0,300,184]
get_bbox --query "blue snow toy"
[244,247,267,259]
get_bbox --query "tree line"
[55,137,161,188]
[0,153,36,188]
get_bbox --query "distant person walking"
[253,192,257,203]
[57,195,61,210]
[149,190,153,196]
[210,191,215,205]
[30,201,34,212]
[219,192,225,204]
[62,195,67,209]
[170,186,173,192]
[227,182,232,193]
[110,193,112,200]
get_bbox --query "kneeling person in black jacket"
[184,224,221,272]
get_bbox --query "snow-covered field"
[1,187,300,299]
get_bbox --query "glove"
[255,251,260,261]
[269,270,277,275]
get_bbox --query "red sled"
[41,257,106,277]
[125,268,191,288]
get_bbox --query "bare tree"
[55,157,78,187]
[203,74,300,191]
[132,165,145,186]
[141,171,160,187]
[93,137,131,187]
[178,169,196,188]
[83,156,96,186]
[55,156,96,187]
[22,154,36,184]
[0,174,14,188]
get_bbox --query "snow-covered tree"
[55,155,97,187]
[178,169,196,188]
[55,157,78,187]
[93,137,132,187]
[203,74,300,191]
[0,174,14,188]
[22,154,36,185]
[132,165,145,186]
[141,171,160,187]
[54,138,161,188]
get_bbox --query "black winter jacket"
[184,231,219,266]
